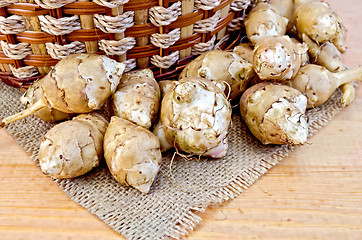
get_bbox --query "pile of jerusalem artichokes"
[1,0,361,194]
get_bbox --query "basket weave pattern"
[0,0,254,88]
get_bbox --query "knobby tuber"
[302,33,355,107]
[294,0,347,53]
[158,80,178,98]
[112,69,160,129]
[1,53,125,128]
[180,49,254,101]
[20,77,73,123]
[103,116,162,194]
[39,112,108,179]
[240,82,308,145]
[244,2,289,45]
[233,43,254,63]
[159,77,232,158]
[269,0,295,32]
[253,35,308,82]
[289,64,362,108]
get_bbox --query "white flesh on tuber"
[253,35,308,82]
[240,83,308,145]
[0,54,125,128]
[160,77,232,158]
[39,113,108,179]
[289,64,362,108]
[112,69,160,129]
[103,116,162,194]
[180,50,254,101]
[294,0,347,53]
[244,2,289,45]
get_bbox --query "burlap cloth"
[0,80,344,239]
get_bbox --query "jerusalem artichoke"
[38,112,108,179]
[180,50,254,100]
[159,77,232,158]
[289,64,362,108]
[112,69,160,129]
[253,35,308,82]
[244,2,289,44]
[103,116,162,194]
[240,82,308,145]
[1,54,125,128]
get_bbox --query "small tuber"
[253,35,308,82]
[159,77,232,158]
[288,64,362,108]
[38,112,108,179]
[302,33,355,107]
[240,82,308,145]
[244,2,289,45]
[111,69,160,129]
[103,116,162,194]
[180,50,254,101]
[294,0,347,53]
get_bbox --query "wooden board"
[0,0,361,239]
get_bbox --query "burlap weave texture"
[0,81,343,240]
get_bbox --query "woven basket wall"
[0,0,255,89]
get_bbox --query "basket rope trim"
[191,35,216,55]
[0,15,25,35]
[9,64,39,79]
[0,0,18,8]
[93,11,134,34]
[98,37,136,56]
[0,41,32,60]
[195,0,221,10]
[38,15,81,36]
[150,28,181,49]
[34,0,76,9]
[92,0,130,8]
[45,41,86,60]
[151,50,180,69]
[149,2,182,27]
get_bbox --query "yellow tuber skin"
[20,77,73,123]
[302,34,355,107]
[294,0,347,53]
[38,112,108,179]
[0,54,125,128]
[244,2,289,45]
[103,116,162,194]
[160,77,232,158]
[269,0,295,32]
[180,50,254,101]
[111,69,160,129]
[240,82,308,145]
[253,35,308,82]
[153,80,179,152]
[158,80,178,98]
[233,43,254,63]
[289,64,362,108]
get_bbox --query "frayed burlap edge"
[163,93,345,240]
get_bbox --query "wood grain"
[0,0,362,239]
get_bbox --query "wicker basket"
[0,0,255,89]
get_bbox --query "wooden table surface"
[1,1,362,239]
